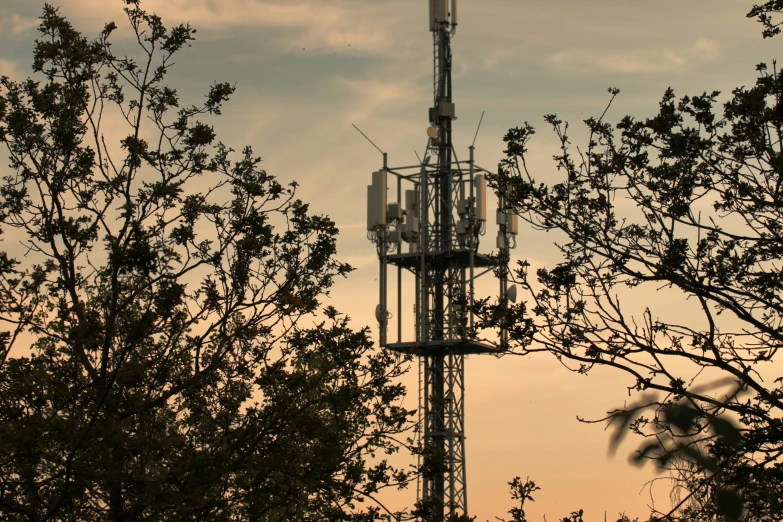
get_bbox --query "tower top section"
[429,0,458,31]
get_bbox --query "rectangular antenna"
[430,0,449,31]
[474,174,487,221]
[367,186,375,230]
[366,170,387,230]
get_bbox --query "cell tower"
[365,1,517,520]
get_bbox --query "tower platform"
[387,249,501,270]
[385,340,500,356]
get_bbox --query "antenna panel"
[509,212,519,235]
[402,216,419,242]
[496,208,519,235]
[367,186,374,230]
[405,188,419,216]
[366,170,387,229]
[451,0,458,26]
[388,202,402,221]
[474,174,487,221]
[372,169,387,191]
[429,0,449,31]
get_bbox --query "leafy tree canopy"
[482,2,783,521]
[0,2,413,521]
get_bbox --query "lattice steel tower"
[365,1,518,520]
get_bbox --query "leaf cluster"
[478,4,783,521]
[0,3,413,521]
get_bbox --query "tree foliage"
[0,3,412,521]
[484,3,783,521]
[494,478,639,522]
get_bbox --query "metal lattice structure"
[365,2,517,520]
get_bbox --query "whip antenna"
[352,124,384,156]
[471,110,485,148]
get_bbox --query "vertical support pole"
[379,154,389,347]
[423,356,431,504]
[421,169,429,345]
[459,353,467,515]
[380,236,387,347]
[397,175,403,344]
[415,196,422,345]
[468,146,475,334]
[447,352,456,511]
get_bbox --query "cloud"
[328,75,427,125]
[56,0,408,56]
[477,46,526,72]
[547,39,720,75]
[0,59,21,79]
[0,12,39,35]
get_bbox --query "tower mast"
[428,1,456,515]
[365,1,517,520]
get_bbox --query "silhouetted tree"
[494,478,640,522]
[503,477,539,522]
[482,3,783,521]
[0,2,412,521]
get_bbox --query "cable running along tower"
[366,1,517,520]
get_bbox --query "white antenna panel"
[496,208,519,235]
[402,216,419,243]
[373,169,387,227]
[474,174,487,221]
[508,212,518,235]
[451,0,458,26]
[429,0,449,31]
[406,216,420,235]
[366,184,386,230]
[366,170,387,230]
[372,169,387,192]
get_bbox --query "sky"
[0,0,778,520]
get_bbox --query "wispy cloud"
[0,12,39,35]
[0,59,20,79]
[477,46,527,72]
[57,0,407,55]
[547,39,720,75]
[328,74,427,124]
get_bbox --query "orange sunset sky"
[1,1,780,520]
